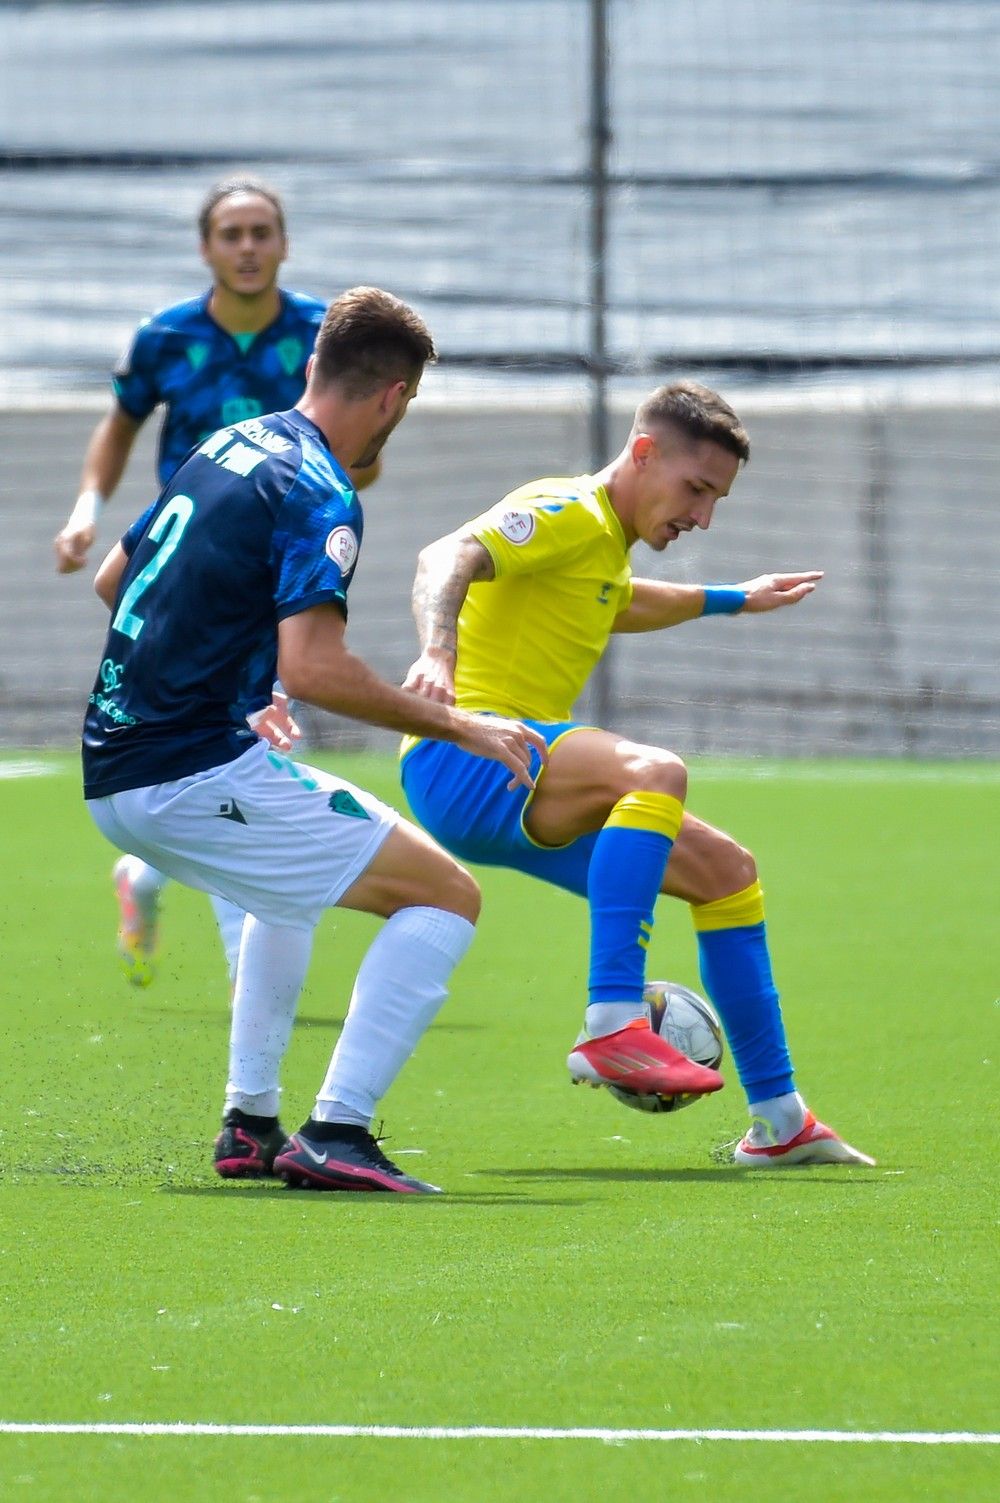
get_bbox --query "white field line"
[0,760,58,780]
[0,1423,997,1445]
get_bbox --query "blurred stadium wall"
[1,0,998,756]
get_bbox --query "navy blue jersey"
[113,290,326,484]
[82,410,362,799]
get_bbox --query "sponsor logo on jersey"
[99,658,125,692]
[88,691,137,726]
[325,525,359,573]
[498,509,535,545]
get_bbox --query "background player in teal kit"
[54,175,373,987]
[54,175,331,567]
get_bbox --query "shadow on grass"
[161,1185,590,1207]
[481,1166,883,1185]
[141,1009,486,1033]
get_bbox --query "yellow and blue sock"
[691,880,794,1101]
[586,792,684,1030]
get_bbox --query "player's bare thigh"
[338,816,481,922]
[524,727,755,904]
[524,728,686,845]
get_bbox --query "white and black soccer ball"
[608,980,724,1114]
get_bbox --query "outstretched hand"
[739,571,824,612]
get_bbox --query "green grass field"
[1,751,997,1502]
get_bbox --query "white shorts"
[87,741,398,930]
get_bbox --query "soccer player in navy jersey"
[400,382,874,1168]
[55,175,376,988]
[54,175,339,570]
[84,286,546,1193]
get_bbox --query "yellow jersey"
[455,476,633,721]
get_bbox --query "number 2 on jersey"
[112,495,195,641]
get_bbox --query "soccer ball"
[608,980,724,1115]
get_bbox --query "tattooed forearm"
[412,535,495,654]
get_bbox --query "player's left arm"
[402,531,496,704]
[613,571,824,633]
[93,542,129,609]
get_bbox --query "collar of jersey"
[199,287,289,341]
[282,408,356,495]
[589,479,628,553]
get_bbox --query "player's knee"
[433,863,481,925]
[624,749,688,803]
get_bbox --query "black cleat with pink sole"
[274,1121,442,1194]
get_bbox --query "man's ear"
[381,379,409,415]
[631,432,654,465]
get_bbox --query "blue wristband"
[701,585,746,616]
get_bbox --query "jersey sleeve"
[271,458,362,621]
[120,501,158,557]
[470,486,600,578]
[112,319,161,422]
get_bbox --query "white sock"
[746,1090,807,1145]
[314,906,475,1128]
[584,1001,647,1038]
[225,916,313,1117]
[120,856,167,903]
[208,893,248,987]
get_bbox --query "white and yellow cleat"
[112,857,159,988]
[734,1109,875,1168]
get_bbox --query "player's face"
[630,433,740,551]
[201,193,287,298]
[353,378,420,468]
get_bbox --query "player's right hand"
[402,648,457,705]
[458,715,548,791]
[246,691,301,751]
[54,523,95,574]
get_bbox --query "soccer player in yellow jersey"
[400,381,874,1167]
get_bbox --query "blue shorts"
[401,720,598,898]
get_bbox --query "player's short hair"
[634,381,750,464]
[198,175,287,241]
[311,286,437,398]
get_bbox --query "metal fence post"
[588,0,615,727]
